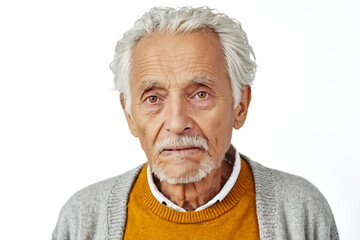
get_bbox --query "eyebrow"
[190,75,216,86]
[138,75,216,92]
[139,79,162,92]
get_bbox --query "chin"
[151,156,218,184]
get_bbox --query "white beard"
[151,155,218,184]
[151,135,217,184]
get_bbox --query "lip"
[163,146,200,151]
[160,147,203,157]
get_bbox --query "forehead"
[130,31,226,86]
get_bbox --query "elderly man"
[53,7,339,240]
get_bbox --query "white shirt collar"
[147,149,241,212]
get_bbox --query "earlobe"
[233,86,251,130]
[120,94,138,137]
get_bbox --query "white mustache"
[155,135,209,153]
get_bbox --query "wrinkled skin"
[121,30,251,211]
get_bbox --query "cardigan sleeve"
[272,169,339,240]
[51,176,118,240]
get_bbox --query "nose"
[164,95,193,135]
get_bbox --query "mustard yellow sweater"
[124,159,260,239]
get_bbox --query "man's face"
[123,31,245,183]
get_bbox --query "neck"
[154,159,233,211]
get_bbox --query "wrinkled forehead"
[129,30,227,84]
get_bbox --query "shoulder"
[52,164,144,240]
[243,155,339,239]
[272,167,327,204]
[244,155,331,207]
[59,165,143,219]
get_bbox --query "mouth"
[162,146,202,152]
[160,146,204,157]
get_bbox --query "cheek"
[196,109,234,156]
[134,116,163,157]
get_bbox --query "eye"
[146,96,159,103]
[195,91,209,99]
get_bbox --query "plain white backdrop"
[0,0,359,239]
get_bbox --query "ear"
[233,86,251,130]
[120,94,138,137]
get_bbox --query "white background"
[0,0,359,239]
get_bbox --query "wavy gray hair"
[110,6,256,114]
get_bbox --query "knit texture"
[52,154,339,240]
[123,159,259,239]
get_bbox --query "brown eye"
[147,96,158,103]
[196,91,208,99]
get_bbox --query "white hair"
[110,6,256,114]
[151,135,218,184]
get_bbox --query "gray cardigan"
[52,155,339,240]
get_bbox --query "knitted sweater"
[52,155,339,240]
